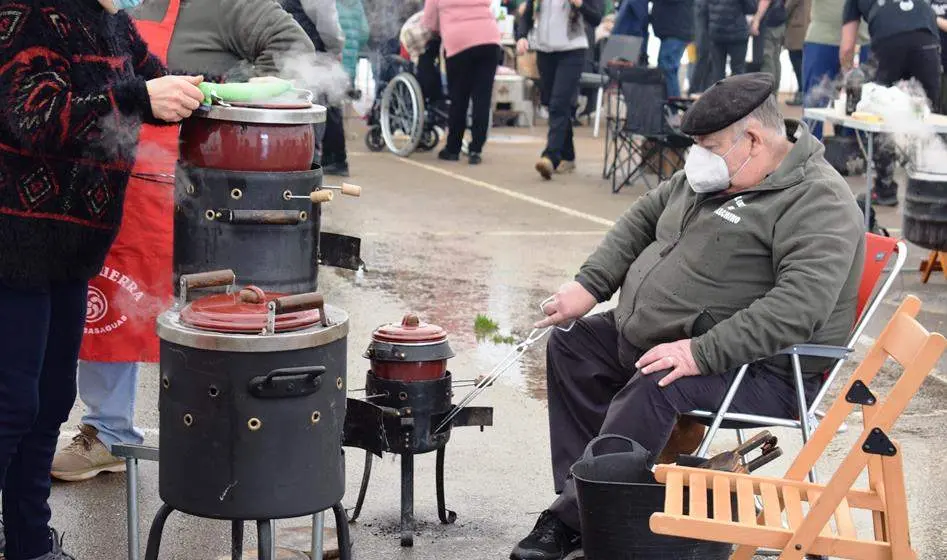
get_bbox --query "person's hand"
[839,47,855,71]
[534,281,597,329]
[516,38,529,56]
[146,75,204,122]
[570,0,583,7]
[750,18,760,36]
[636,339,702,387]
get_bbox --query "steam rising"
[274,49,352,107]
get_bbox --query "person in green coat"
[338,0,370,83]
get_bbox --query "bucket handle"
[582,433,643,461]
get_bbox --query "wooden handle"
[310,190,334,203]
[180,269,236,290]
[340,183,362,197]
[271,292,327,325]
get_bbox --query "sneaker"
[468,152,482,165]
[535,157,554,180]
[555,160,576,174]
[438,149,460,162]
[323,161,350,177]
[51,424,125,482]
[26,528,75,560]
[510,510,582,560]
[871,189,898,207]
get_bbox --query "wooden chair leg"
[863,403,888,542]
[882,442,915,560]
[920,250,944,284]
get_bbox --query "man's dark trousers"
[546,313,819,531]
[322,105,347,166]
[537,48,587,167]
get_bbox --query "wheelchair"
[365,39,450,157]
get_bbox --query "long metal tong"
[434,296,574,433]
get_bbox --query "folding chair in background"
[684,234,908,482]
[651,295,946,559]
[579,34,644,139]
[603,67,692,193]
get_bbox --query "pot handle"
[178,269,236,307]
[250,366,326,399]
[265,292,330,333]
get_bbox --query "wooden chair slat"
[666,471,683,516]
[736,478,756,525]
[713,475,732,521]
[688,471,707,519]
[783,486,805,530]
[760,482,781,527]
[835,498,857,539]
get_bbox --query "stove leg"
[400,452,414,548]
[332,502,353,560]
[143,503,175,560]
[231,520,244,559]
[349,450,373,523]
[311,512,324,560]
[435,447,457,524]
[257,520,275,560]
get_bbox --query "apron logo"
[86,286,108,323]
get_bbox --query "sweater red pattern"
[0,1,165,290]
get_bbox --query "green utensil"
[198,79,293,105]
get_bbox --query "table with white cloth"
[804,108,947,229]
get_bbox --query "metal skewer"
[434,296,574,433]
[284,183,362,204]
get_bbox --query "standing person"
[801,0,869,139]
[51,0,316,483]
[338,0,370,90]
[689,0,714,93]
[751,0,788,89]
[932,0,947,112]
[517,0,605,180]
[784,0,812,105]
[0,0,204,556]
[652,0,695,98]
[423,0,501,165]
[707,0,756,82]
[841,0,940,206]
[282,0,348,174]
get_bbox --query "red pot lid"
[372,313,447,344]
[180,286,321,334]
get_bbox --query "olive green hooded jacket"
[575,120,865,377]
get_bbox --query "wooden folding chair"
[650,296,947,559]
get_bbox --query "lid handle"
[178,269,236,308]
[401,313,421,329]
[263,292,329,334]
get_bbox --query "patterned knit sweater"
[0,0,165,290]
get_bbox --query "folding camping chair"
[651,295,946,559]
[579,34,644,138]
[684,234,908,482]
[603,66,692,193]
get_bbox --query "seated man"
[510,73,865,560]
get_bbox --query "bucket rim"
[571,469,661,489]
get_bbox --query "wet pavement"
[49,105,947,559]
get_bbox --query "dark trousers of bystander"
[544,313,819,531]
[444,43,499,155]
[0,282,87,559]
[537,48,587,167]
[870,30,942,198]
[322,105,347,167]
[710,39,748,82]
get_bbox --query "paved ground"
[48,103,947,559]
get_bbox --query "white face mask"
[684,135,751,193]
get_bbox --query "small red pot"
[364,313,455,382]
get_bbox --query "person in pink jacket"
[422,0,501,164]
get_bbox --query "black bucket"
[905,170,947,251]
[572,435,733,560]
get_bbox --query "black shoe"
[438,149,460,161]
[323,161,350,177]
[468,152,482,165]
[871,189,899,207]
[510,510,582,560]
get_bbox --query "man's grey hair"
[734,95,786,141]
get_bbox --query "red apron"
[80,0,181,363]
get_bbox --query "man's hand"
[146,75,205,122]
[750,18,761,36]
[636,339,702,387]
[516,38,530,56]
[534,281,597,329]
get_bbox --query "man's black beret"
[680,73,776,136]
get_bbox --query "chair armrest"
[775,344,853,360]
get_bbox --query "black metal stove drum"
[132,94,495,559]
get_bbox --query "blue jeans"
[78,361,143,449]
[0,281,87,559]
[658,38,688,98]
[802,42,870,139]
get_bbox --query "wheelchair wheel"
[418,129,439,152]
[365,126,384,152]
[380,72,426,157]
